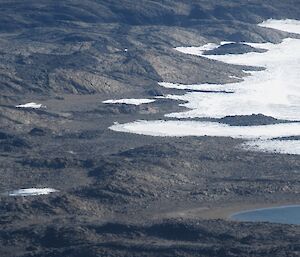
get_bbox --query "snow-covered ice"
[103,99,155,105]
[8,188,58,196]
[16,102,44,109]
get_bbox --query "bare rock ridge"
[0,0,298,97]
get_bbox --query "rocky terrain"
[0,1,300,256]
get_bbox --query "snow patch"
[16,102,44,109]
[243,140,300,155]
[8,188,58,196]
[103,99,155,105]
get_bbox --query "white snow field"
[8,188,58,196]
[109,20,300,155]
[103,99,155,105]
[16,102,44,109]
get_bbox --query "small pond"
[230,205,300,225]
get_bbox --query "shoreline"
[143,197,300,222]
[198,199,300,221]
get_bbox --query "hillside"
[0,1,300,257]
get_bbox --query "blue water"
[230,205,300,225]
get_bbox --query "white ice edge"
[103,98,156,105]
[16,102,44,109]
[8,188,59,196]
